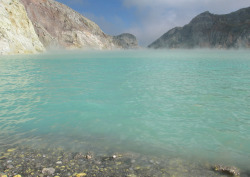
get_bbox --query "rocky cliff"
[19,0,138,50]
[113,33,138,49]
[149,7,250,49]
[0,0,45,55]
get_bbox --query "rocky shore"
[0,145,248,177]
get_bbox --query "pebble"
[76,173,87,177]
[56,161,63,165]
[7,160,12,163]
[0,146,245,177]
[36,163,42,168]
[7,164,14,169]
[42,167,55,175]
[0,173,7,177]
[95,160,101,165]
[7,148,16,153]
[86,155,92,159]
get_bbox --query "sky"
[57,0,250,46]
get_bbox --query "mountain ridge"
[148,7,250,49]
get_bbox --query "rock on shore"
[0,0,45,55]
[149,7,250,49]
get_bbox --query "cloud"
[123,0,250,13]
[122,0,250,46]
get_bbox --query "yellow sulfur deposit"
[75,173,87,177]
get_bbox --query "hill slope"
[20,0,138,50]
[149,7,250,49]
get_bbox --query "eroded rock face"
[19,0,137,50]
[113,33,138,49]
[149,7,250,49]
[0,0,45,55]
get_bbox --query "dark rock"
[0,157,7,161]
[149,7,250,49]
[212,165,240,176]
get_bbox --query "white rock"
[42,167,55,175]
[56,161,62,165]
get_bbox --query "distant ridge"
[148,7,250,49]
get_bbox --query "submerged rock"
[213,165,240,176]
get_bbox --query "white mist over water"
[0,50,250,170]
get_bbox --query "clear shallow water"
[0,50,250,169]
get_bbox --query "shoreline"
[0,145,246,177]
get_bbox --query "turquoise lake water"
[0,50,250,170]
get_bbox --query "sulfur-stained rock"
[75,173,87,177]
[0,0,45,55]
